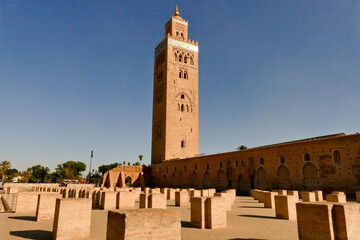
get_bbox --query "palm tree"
[0,161,11,182]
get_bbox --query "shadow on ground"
[10,230,52,240]
[238,214,276,220]
[8,216,36,221]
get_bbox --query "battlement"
[155,33,198,54]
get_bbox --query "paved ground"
[0,196,299,240]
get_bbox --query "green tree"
[0,161,11,182]
[98,163,119,175]
[237,145,248,150]
[52,161,87,182]
[133,161,140,166]
[138,155,143,163]
[28,165,50,183]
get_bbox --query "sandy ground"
[0,196,299,240]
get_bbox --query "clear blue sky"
[1,1,359,172]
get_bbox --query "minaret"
[151,6,199,164]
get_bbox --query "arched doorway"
[204,171,212,188]
[236,175,243,195]
[125,176,132,187]
[162,174,168,187]
[191,171,199,189]
[217,169,227,191]
[256,166,267,190]
[171,173,176,188]
[277,165,291,189]
[302,163,320,190]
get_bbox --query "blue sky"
[1,1,359,172]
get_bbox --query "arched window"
[280,156,285,164]
[241,160,244,167]
[333,150,341,164]
[176,31,179,36]
[206,163,209,170]
[184,56,187,63]
[181,104,184,112]
[184,166,187,173]
[181,140,185,148]
[304,153,310,162]
[236,160,239,168]
[179,55,182,62]
[219,161,223,169]
[181,94,184,99]
[184,72,187,79]
[179,71,182,78]
[174,167,177,173]
[260,158,264,165]
[181,33,184,38]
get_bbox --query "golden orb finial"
[174,5,180,16]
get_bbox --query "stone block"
[190,190,201,197]
[101,191,117,210]
[36,193,61,221]
[190,197,206,229]
[53,198,92,240]
[278,190,287,196]
[312,190,323,201]
[326,194,346,203]
[225,189,236,204]
[149,193,166,209]
[302,192,316,202]
[106,209,181,240]
[7,187,19,194]
[332,203,360,240]
[214,192,231,211]
[263,191,278,208]
[332,191,345,195]
[175,191,189,207]
[274,195,297,220]
[288,191,299,201]
[150,188,160,193]
[117,191,135,209]
[208,188,216,196]
[205,197,227,229]
[16,192,41,213]
[144,187,150,194]
[201,189,209,197]
[161,188,168,194]
[167,189,175,200]
[139,193,150,208]
[296,202,335,240]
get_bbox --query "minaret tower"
[151,6,199,164]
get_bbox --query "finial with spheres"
[174,5,180,16]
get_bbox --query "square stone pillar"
[312,190,323,201]
[167,189,175,200]
[296,202,335,240]
[263,191,278,208]
[175,191,190,207]
[150,188,160,193]
[16,192,41,213]
[278,190,287,196]
[161,188,168,194]
[274,195,297,220]
[190,197,206,229]
[101,191,117,210]
[302,192,316,202]
[288,191,299,201]
[208,188,216,197]
[52,198,92,240]
[117,192,135,209]
[205,197,227,229]
[144,187,150,194]
[140,193,150,208]
[106,209,181,240]
[214,192,231,211]
[226,189,236,204]
[36,193,61,221]
[190,190,201,197]
[149,193,166,209]
[326,194,346,203]
[201,189,209,197]
[333,203,360,240]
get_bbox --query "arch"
[237,174,245,195]
[304,153,310,162]
[125,176,132,187]
[191,171,199,188]
[302,162,320,190]
[171,173,176,188]
[333,150,341,164]
[204,171,212,188]
[277,165,291,189]
[162,174,168,187]
[217,169,227,191]
[256,166,267,190]
[181,104,184,112]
